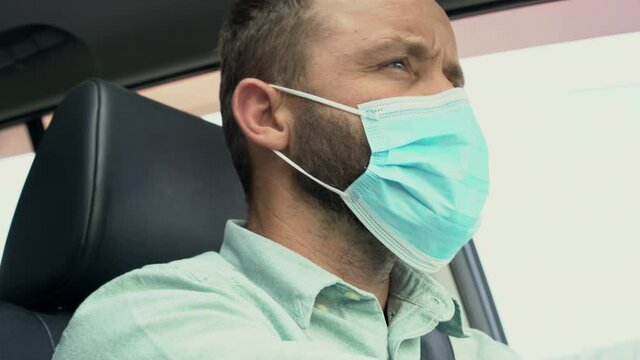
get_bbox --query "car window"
[0,152,35,261]
[449,0,640,357]
[459,27,640,360]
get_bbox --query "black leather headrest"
[0,79,247,312]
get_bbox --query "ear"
[232,78,291,151]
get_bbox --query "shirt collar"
[219,220,465,336]
[388,261,467,337]
[219,220,341,329]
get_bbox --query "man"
[54,0,519,359]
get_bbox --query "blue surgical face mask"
[270,85,490,273]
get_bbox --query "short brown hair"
[218,0,321,201]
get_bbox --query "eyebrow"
[354,36,466,86]
[355,36,432,62]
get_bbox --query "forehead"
[311,0,457,57]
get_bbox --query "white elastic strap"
[270,84,364,117]
[273,150,346,197]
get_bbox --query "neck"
[246,182,396,308]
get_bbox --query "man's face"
[288,0,462,222]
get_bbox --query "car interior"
[2,0,638,359]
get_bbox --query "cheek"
[342,115,372,173]
[349,116,371,157]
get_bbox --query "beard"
[288,97,395,265]
[289,97,369,226]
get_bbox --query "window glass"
[452,0,640,58]
[0,124,33,262]
[42,114,53,129]
[137,71,221,116]
[0,123,32,159]
[462,31,640,359]
[0,152,35,262]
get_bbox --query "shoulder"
[450,328,522,359]
[53,252,277,359]
[70,251,248,318]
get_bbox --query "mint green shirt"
[54,220,518,359]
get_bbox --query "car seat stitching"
[31,311,56,351]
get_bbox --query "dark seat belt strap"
[420,328,455,360]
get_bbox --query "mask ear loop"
[270,85,364,117]
[268,84,364,197]
[272,150,346,197]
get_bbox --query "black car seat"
[0,79,247,359]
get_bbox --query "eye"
[387,59,409,72]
